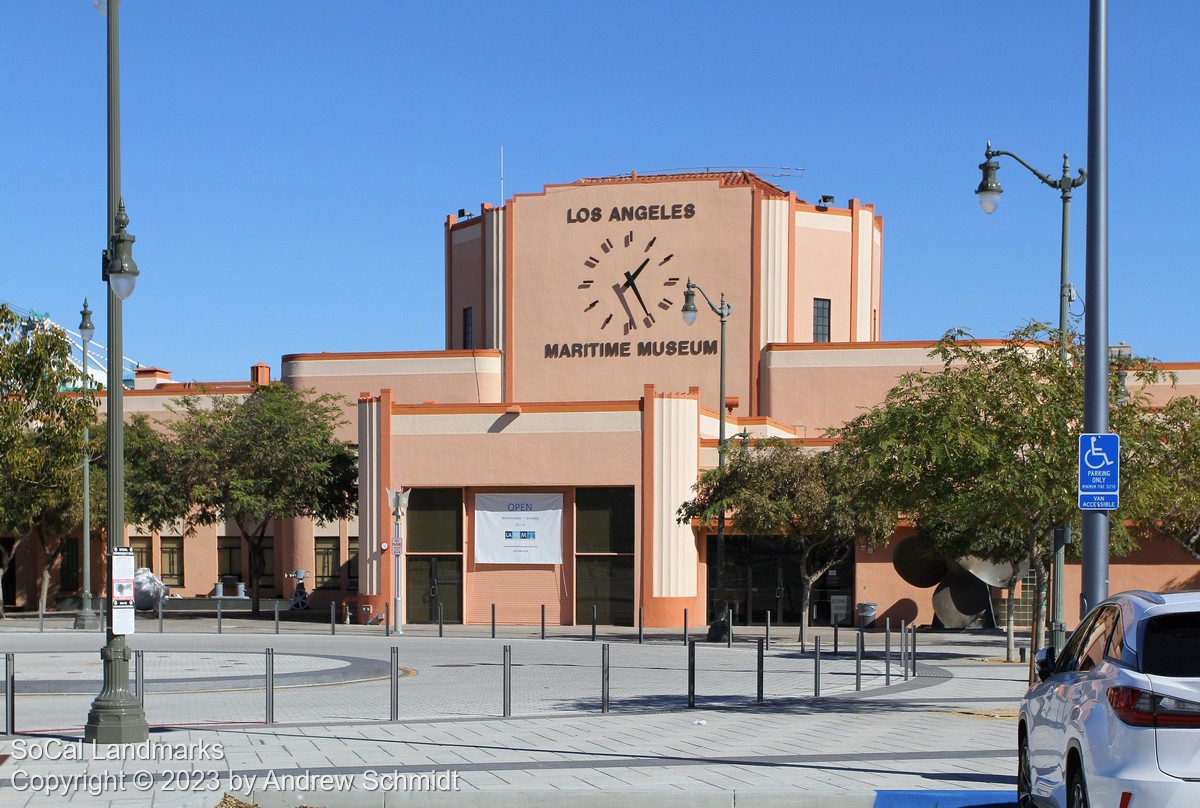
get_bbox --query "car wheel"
[1017,731,1033,806]
[1067,763,1090,808]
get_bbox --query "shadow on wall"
[878,598,918,626]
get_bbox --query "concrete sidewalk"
[0,620,1029,807]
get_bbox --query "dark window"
[160,537,184,587]
[315,537,339,588]
[575,556,635,626]
[258,537,275,588]
[60,537,80,591]
[1143,612,1200,677]
[347,537,359,590]
[813,298,831,343]
[463,307,474,349]
[218,536,242,581]
[408,489,463,552]
[130,537,152,572]
[576,487,635,553]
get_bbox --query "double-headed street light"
[84,0,148,745]
[682,280,734,641]
[73,300,100,631]
[977,141,1086,657]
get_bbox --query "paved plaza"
[0,614,1027,807]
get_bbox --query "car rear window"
[1143,612,1200,676]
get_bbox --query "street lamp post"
[73,300,100,631]
[84,0,148,744]
[682,280,733,641]
[977,141,1086,656]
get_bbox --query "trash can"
[857,602,877,629]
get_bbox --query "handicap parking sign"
[1079,433,1119,510]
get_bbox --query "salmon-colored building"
[8,171,1198,630]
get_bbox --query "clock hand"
[621,259,650,290]
[626,274,652,319]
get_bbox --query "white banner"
[475,493,563,564]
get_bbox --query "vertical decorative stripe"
[760,199,790,345]
[357,395,381,595]
[857,209,875,342]
[652,396,699,597]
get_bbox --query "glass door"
[406,556,462,623]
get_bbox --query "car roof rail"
[1123,590,1167,605]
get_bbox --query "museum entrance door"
[406,556,462,623]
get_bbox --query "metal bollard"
[756,638,764,703]
[135,649,144,707]
[331,601,336,636]
[834,622,839,654]
[855,629,863,691]
[100,600,106,633]
[491,603,496,639]
[265,648,275,724]
[438,602,444,638]
[911,626,918,676]
[158,601,164,634]
[814,636,822,697]
[902,620,909,681]
[394,596,403,636]
[39,600,44,632]
[541,604,545,640]
[885,621,892,686]
[502,645,512,717]
[727,617,732,648]
[766,611,771,650]
[390,646,399,721]
[5,653,15,735]
[385,602,391,637]
[218,600,223,634]
[638,607,644,644]
[602,644,610,713]
[274,601,280,635]
[683,608,688,645]
[591,604,597,641]
[799,620,806,653]
[687,640,696,709]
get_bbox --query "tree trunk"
[36,528,65,616]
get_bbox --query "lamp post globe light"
[84,0,148,744]
[976,141,1086,657]
[73,300,100,631]
[682,280,734,642]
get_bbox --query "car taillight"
[1108,687,1200,728]
[1108,687,1157,726]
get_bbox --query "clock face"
[578,230,682,335]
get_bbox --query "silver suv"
[1019,590,1200,807]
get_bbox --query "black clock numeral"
[658,254,674,266]
[585,300,599,312]
[658,298,673,310]
[664,277,679,286]
[584,256,599,269]
[601,314,613,329]
[579,279,594,289]
[601,238,614,253]
[644,236,657,252]
[643,313,655,328]
[623,318,636,336]
[624,231,634,248]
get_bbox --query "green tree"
[0,305,98,618]
[677,437,895,629]
[1129,395,1200,565]
[126,383,358,614]
[834,324,1163,660]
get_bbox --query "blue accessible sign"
[1079,433,1120,510]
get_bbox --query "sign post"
[1079,433,1120,511]
[110,547,136,636]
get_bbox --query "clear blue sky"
[4,2,1197,383]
